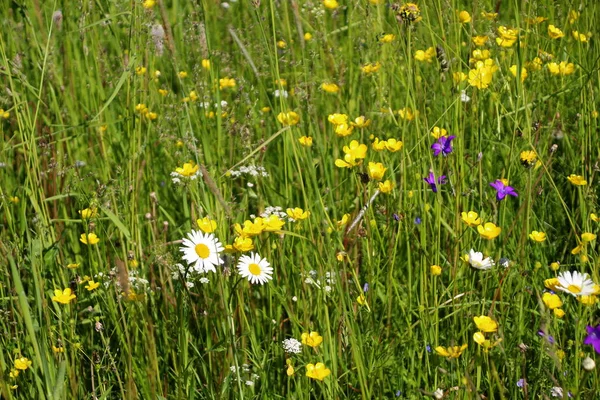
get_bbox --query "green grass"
[1,0,600,398]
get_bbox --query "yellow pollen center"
[248,263,262,276]
[195,244,210,259]
[567,284,581,294]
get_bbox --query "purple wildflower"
[516,379,526,388]
[393,213,400,221]
[538,329,555,344]
[414,217,422,225]
[431,135,456,157]
[363,283,369,293]
[424,172,446,193]
[490,180,518,200]
[584,325,600,354]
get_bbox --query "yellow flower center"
[249,263,262,276]
[567,284,581,294]
[195,244,210,259]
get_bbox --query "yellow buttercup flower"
[520,150,537,167]
[398,107,418,121]
[468,62,495,89]
[219,77,236,90]
[509,65,528,82]
[431,126,448,139]
[567,174,587,186]
[582,233,596,242]
[430,265,442,276]
[378,180,394,194]
[472,35,489,46]
[80,233,100,245]
[350,116,371,128]
[321,82,340,93]
[544,278,561,291]
[328,113,348,125]
[372,137,387,151]
[435,344,467,358]
[277,111,300,126]
[481,11,497,20]
[67,263,80,269]
[178,71,188,79]
[229,236,254,252]
[201,59,210,69]
[379,34,395,43]
[547,62,575,76]
[361,62,381,74]
[452,72,467,84]
[461,211,481,227]
[458,10,471,23]
[322,0,338,9]
[385,139,403,152]
[234,219,265,237]
[367,162,387,181]
[286,207,310,221]
[301,331,323,348]
[304,32,312,41]
[175,161,200,177]
[79,207,98,219]
[473,315,498,332]
[334,123,354,137]
[578,295,598,306]
[572,31,588,43]
[356,294,367,305]
[473,332,502,352]
[414,47,436,63]
[263,215,285,231]
[335,140,368,168]
[85,280,100,291]
[548,25,565,39]
[197,217,217,233]
[591,213,600,222]
[525,57,543,71]
[528,231,547,242]
[553,308,565,318]
[298,136,313,147]
[305,363,331,381]
[142,0,155,8]
[542,292,563,310]
[52,288,77,304]
[14,357,32,371]
[477,222,501,240]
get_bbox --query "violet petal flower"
[424,172,446,193]
[490,179,518,200]
[431,135,456,157]
[584,325,600,354]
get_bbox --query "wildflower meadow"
[2,0,600,398]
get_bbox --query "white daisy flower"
[180,230,224,274]
[468,249,494,270]
[556,270,596,296]
[237,252,273,285]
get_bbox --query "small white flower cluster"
[229,165,269,178]
[274,89,288,98]
[198,100,228,109]
[170,263,212,288]
[95,268,151,292]
[229,364,259,386]
[282,338,302,354]
[170,170,202,185]
[302,270,335,292]
[260,206,288,221]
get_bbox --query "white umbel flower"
[468,249,494,270]
[556,270,596,296]
[237,252,273,285]
[180,230,224,273]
